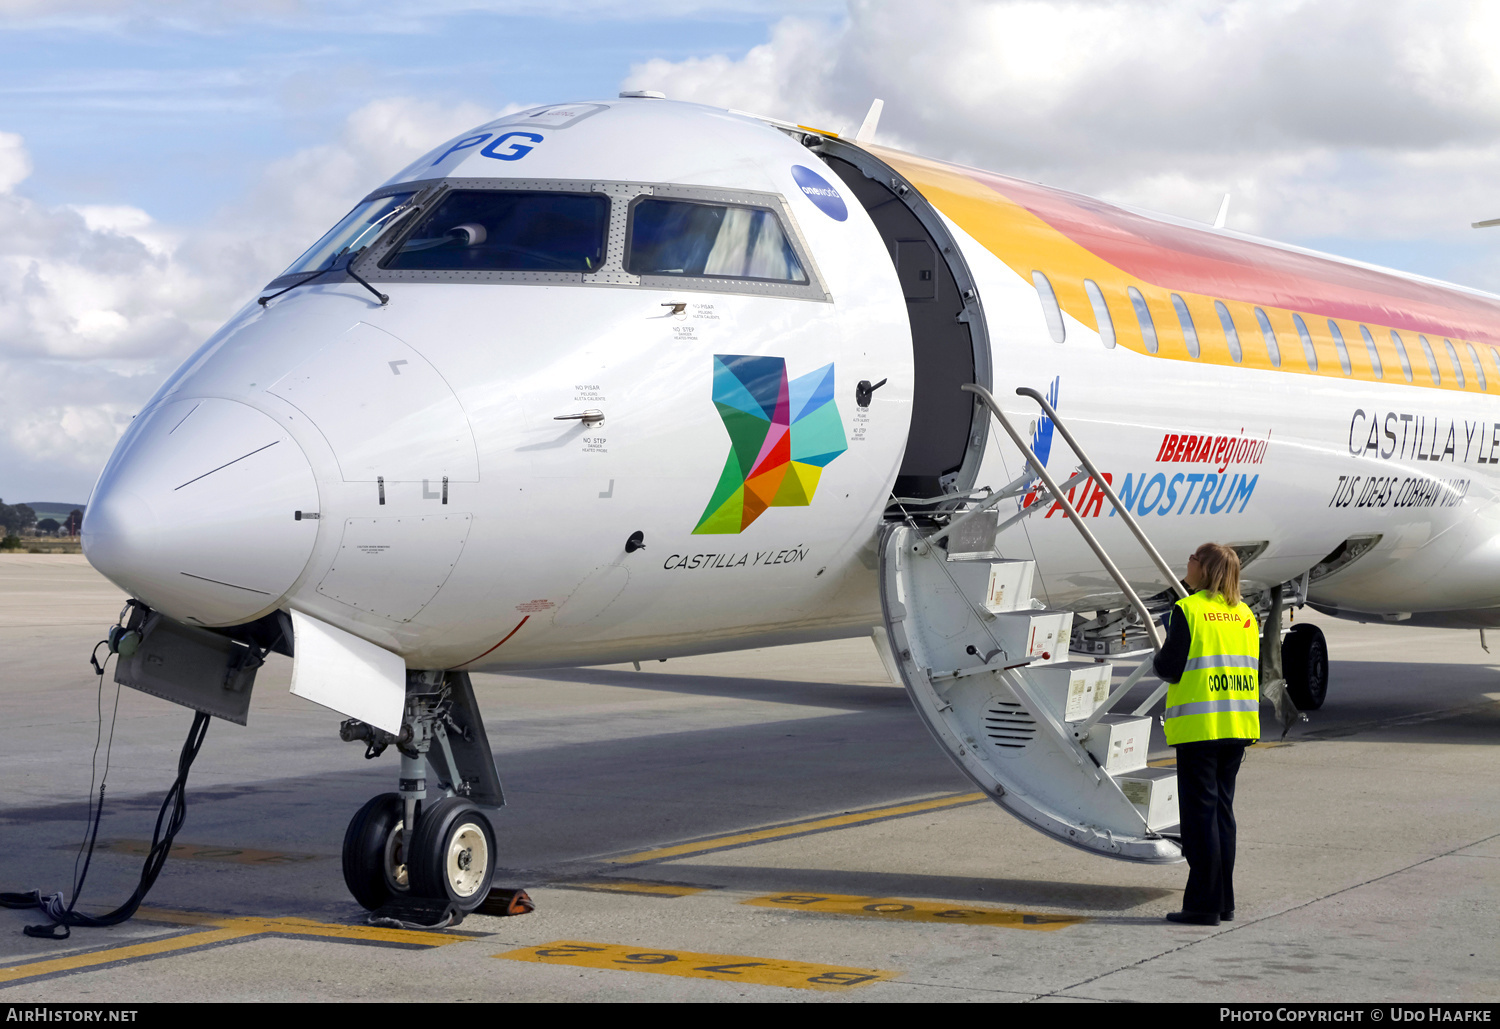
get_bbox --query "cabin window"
[384,190,610,272]
[280,191,417,278]
[1128,287,1158,353]
[627,199,807,282]
[1419,335,1441,384]
[1171,294,1200,358]
[1215,301,1242,363]
[1389,331,1414,382]
[1488,346,1500,383]
[1327,320,1351,375]
[1254,307,1281,367]
[1293,314,1317,371]
[1032,271,1066,343]
[1467,342,1487,391]
[1083,279,1115,348]
[1359,325,1383,379]
[1444,339,1466,388]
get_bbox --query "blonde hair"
[1194,543,1242,606]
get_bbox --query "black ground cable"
[70,642,117,905]
[0,640,117,937]
[1,710,212,939]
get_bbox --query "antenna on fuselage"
[1213,193,1231,229]
[855,99,884,144]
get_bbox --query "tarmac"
[0,553,1496,1002]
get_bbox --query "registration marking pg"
[496,940,892,991]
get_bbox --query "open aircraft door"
[877,385,1189,863]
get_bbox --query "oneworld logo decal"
[791,165,848,222]
[694,355,848,534]
[1018,376,1060,511]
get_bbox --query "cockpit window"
[627,199,807,283]
[279,192,415,278]
[383,190,610,272]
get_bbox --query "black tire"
[409,797,496,911]
[342,792,410,911]
[1282,623,1329,710]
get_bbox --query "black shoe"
[1165,910,1220,926]
[1221,910,1235,922]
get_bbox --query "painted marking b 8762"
[496,940,892,991]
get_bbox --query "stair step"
[944,509,1000,560]
[1116,767,1179,832]
[985,609,1072,666]
[1082,714,1151,774]
[945,559,1036,613]
[1023,661,1113,723]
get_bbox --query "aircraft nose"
[84,398,320,626]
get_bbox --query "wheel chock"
[478,887,534,917]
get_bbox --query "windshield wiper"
[258,250,389,307]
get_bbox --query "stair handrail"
[1011,385,1189,604]
[960,383,1163,650]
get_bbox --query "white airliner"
[80,95,1500,913]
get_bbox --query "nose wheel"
[342,793,411,911]
[410,797,496,910]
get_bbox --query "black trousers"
[1174,738,1250,915]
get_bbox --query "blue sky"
[0,5,832,222]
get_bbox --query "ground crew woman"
[1153,542,1260,926]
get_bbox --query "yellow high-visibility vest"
[1164,590,1261,745]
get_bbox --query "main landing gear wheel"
[1283,623,1329,711]
[410,797,496,911]
[342,793,411,911]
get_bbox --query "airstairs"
[878,385,1190,863]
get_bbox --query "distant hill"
[23,502,87,522]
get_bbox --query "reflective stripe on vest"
[1163,698,1259,720]
[1164,590,1261,745]
[1182,654,1258,671]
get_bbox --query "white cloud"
[0,95,496,500]
[0,131,29,192]
[625,0,1500,264]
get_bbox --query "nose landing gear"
[339,670,504,916]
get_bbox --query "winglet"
[1213,193,1231,229]
[855,99,884,144]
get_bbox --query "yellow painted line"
[137,908,467,947]
[0,926,259,984]
[85,839,319,865]
[558,880,709,898]
[224,915,470,947]
[0,909,468,987]
[497,940,892,991]
[744,893,1086,931]
[610,792,986,864]
[1147,758,1177,767]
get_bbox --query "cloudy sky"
[3,0,1499,503]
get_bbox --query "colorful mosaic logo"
[694,355,848,534]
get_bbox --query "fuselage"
[81,97,1500,677]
